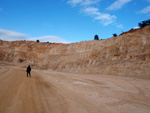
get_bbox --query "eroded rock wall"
[0,26,150,79]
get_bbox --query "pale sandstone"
[0,26,150,79]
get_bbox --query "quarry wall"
[0,26,150,79]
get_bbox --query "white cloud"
[0,29,70,43]
[29,36,70,44]
[138,6,150,14]
[67,0,100,7]
[0,29,28,41]
[134,26,140,29]
[116,24,123,28]
[137,0,150,14]
[67,0,118,26]
[67,0,83,7]
[83,7,99,15]
[106,0,132,11]
[81,0,100,6]
[147,0,150,3]
[82,7,116,25]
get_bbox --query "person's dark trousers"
[27,72,31,77]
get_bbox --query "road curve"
[0,66,150,113]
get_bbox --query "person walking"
[26,65,31,77]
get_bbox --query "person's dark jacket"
[26,66,31,72]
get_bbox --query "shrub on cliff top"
[113,33,117,37]
[36,40,40,42]
[138,19,150,28]
[94,35,99,40]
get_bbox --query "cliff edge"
[0,26,150,79]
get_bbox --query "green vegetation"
[36,40,40,42]
[138,19,150,28]
[94,34,99,40]
[113,33,117,37]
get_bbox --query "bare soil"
[0,66,150,113]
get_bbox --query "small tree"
[113,33,117,37]
[138,19,150,28]
[94,34,99,40]
[36,40,40,42]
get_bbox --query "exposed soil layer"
[0,66,150,113]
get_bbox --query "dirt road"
[0,66,150,113]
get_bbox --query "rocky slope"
[0,26,150,79]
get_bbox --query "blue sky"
[0,0,150,43]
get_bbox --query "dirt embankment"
[0,66,150,113]
[0,26,150,79]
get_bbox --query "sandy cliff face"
[0,26,150,79]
